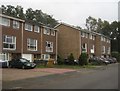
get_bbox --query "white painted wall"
[22,54,33,62]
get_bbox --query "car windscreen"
[20,59,30,63]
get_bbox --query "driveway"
[2,68,76,81]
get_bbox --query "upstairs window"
[27,38,37,51]
[44,27,50,35]
[102,46,105,54]
[46,41,53,52]
[3,35,16,50]
[13,20,20,29]
[25,23,33,31]
[0,17,10,26]
[34,25,40,33]
[51,30,55,36]
[82,43,87,53]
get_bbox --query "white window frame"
[107,47,110,54]
[90,45,95,53]
[0,17,10,26]
[34,25,40,33]
[0,53,9,61]
[89,34,92,39]
[44,27,50,35]
[13,20,20,29]
[101,36,104,41]
[25,23,33,31]
[3,35,16,50]
[82,43,87,52]
[102,46,105,54]
[51,30,55,36]
[27,38,37,51]
[41,54,50,60]
[46,41,53,52]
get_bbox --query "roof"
[54,22,111,39]
[0,14,25,22]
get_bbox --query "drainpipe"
[55,30,58,63]
[21,22,24,57]
[40,26,43,59]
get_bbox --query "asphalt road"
[2,63,119,89]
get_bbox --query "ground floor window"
[3,35,16,50]
[34,54,41,60]
[0,53,9,61]
[41,54,50,60]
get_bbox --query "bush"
[67,53,75,65]
[78,53,88,66]
[57,55,64,65]
[111,51,120,62]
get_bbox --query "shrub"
[111,51,120,62]
[67,53,75,65]
[78,53,88,66]
[57,55,64,65]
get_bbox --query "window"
[34,26,40,33]
[3,35,16,50]
[0,53,9,61]
[102,46,105,54]
[92,35,95,40]
[25,23,33,31]
[90,45,95,53]
[44,27,50,35]
[13,20,19,29]
[85,33,88,38]
[27,38,37,51]
[0,17,10,26]
[82,43,87,52]
[107,47,110,54]
[81,32,85,37]
[41,54,50,60]
[89,34,92,39]
[51,30,55,36]
[101,36,104,41]
[46,41,53,52]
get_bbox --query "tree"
[78,53,88,66]
[67,53,75,65]
[25,8,35,20]
[15,5,25,19]
[86,16,97,31]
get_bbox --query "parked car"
[89,57,110,65]
[99,57,110,65]
[0,60,9,68]
[9,58,36,69]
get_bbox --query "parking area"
[2,68,76,81]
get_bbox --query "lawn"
[36,64,96,69]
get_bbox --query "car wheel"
[22,65,25,69]
[8,64,12,68]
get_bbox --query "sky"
[0,0,119,28]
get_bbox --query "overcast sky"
[0,0,119,28]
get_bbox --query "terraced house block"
[55,23,111,59]
[0,14,58,64]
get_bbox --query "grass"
[36,64,96,69]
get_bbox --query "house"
[0,14,57,63]
[55,23,111,59]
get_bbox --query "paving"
[2,68,76,81]
[2,63,118,89]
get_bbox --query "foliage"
[78,53,88,66]
[1,5,58,27]
[111,51,120,62]
[67,53,75,65]
[57,55,64,65]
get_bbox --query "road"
[2,63,118,89]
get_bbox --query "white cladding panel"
[22,54,33,62]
